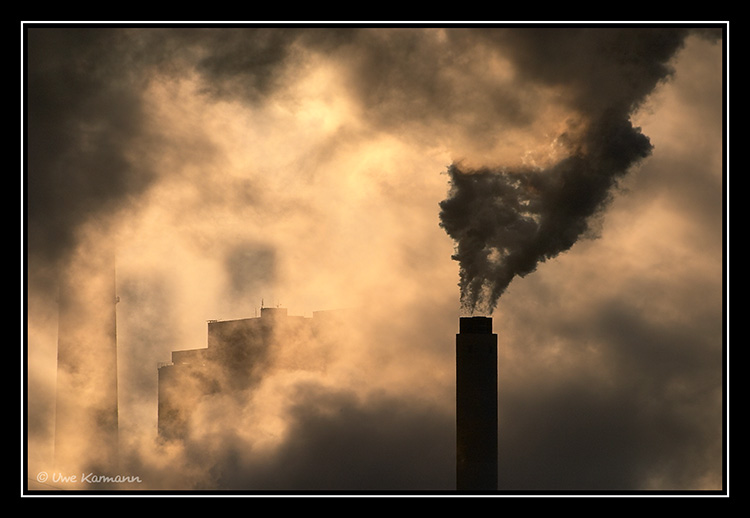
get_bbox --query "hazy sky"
[24,24,726,494]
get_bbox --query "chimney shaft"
[456,316,498,491]
[54,248,119,475]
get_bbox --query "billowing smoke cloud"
[25,25,723,492]
[438,28,698,315]
[26,29,156,271]
[439,116,653,314]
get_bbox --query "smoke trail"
[26,28,157,271]
[439,28,694,315]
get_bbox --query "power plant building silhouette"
[456,316,498,491]
[53,259,499,493]
[157,306,345,440]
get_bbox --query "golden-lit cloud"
[25,26,725,492]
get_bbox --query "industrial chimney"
[54,247,119,476]
[456,316,498,491]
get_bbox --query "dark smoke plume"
[26,28,157,269]
[439,28,695,315]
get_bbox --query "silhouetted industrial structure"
[54,250,120,475]
[456,316,498,491]
[158,306,345,440]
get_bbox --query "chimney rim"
[459,316,494,334]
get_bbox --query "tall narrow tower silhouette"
[54,246,119,475]
[456,316,498,491]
